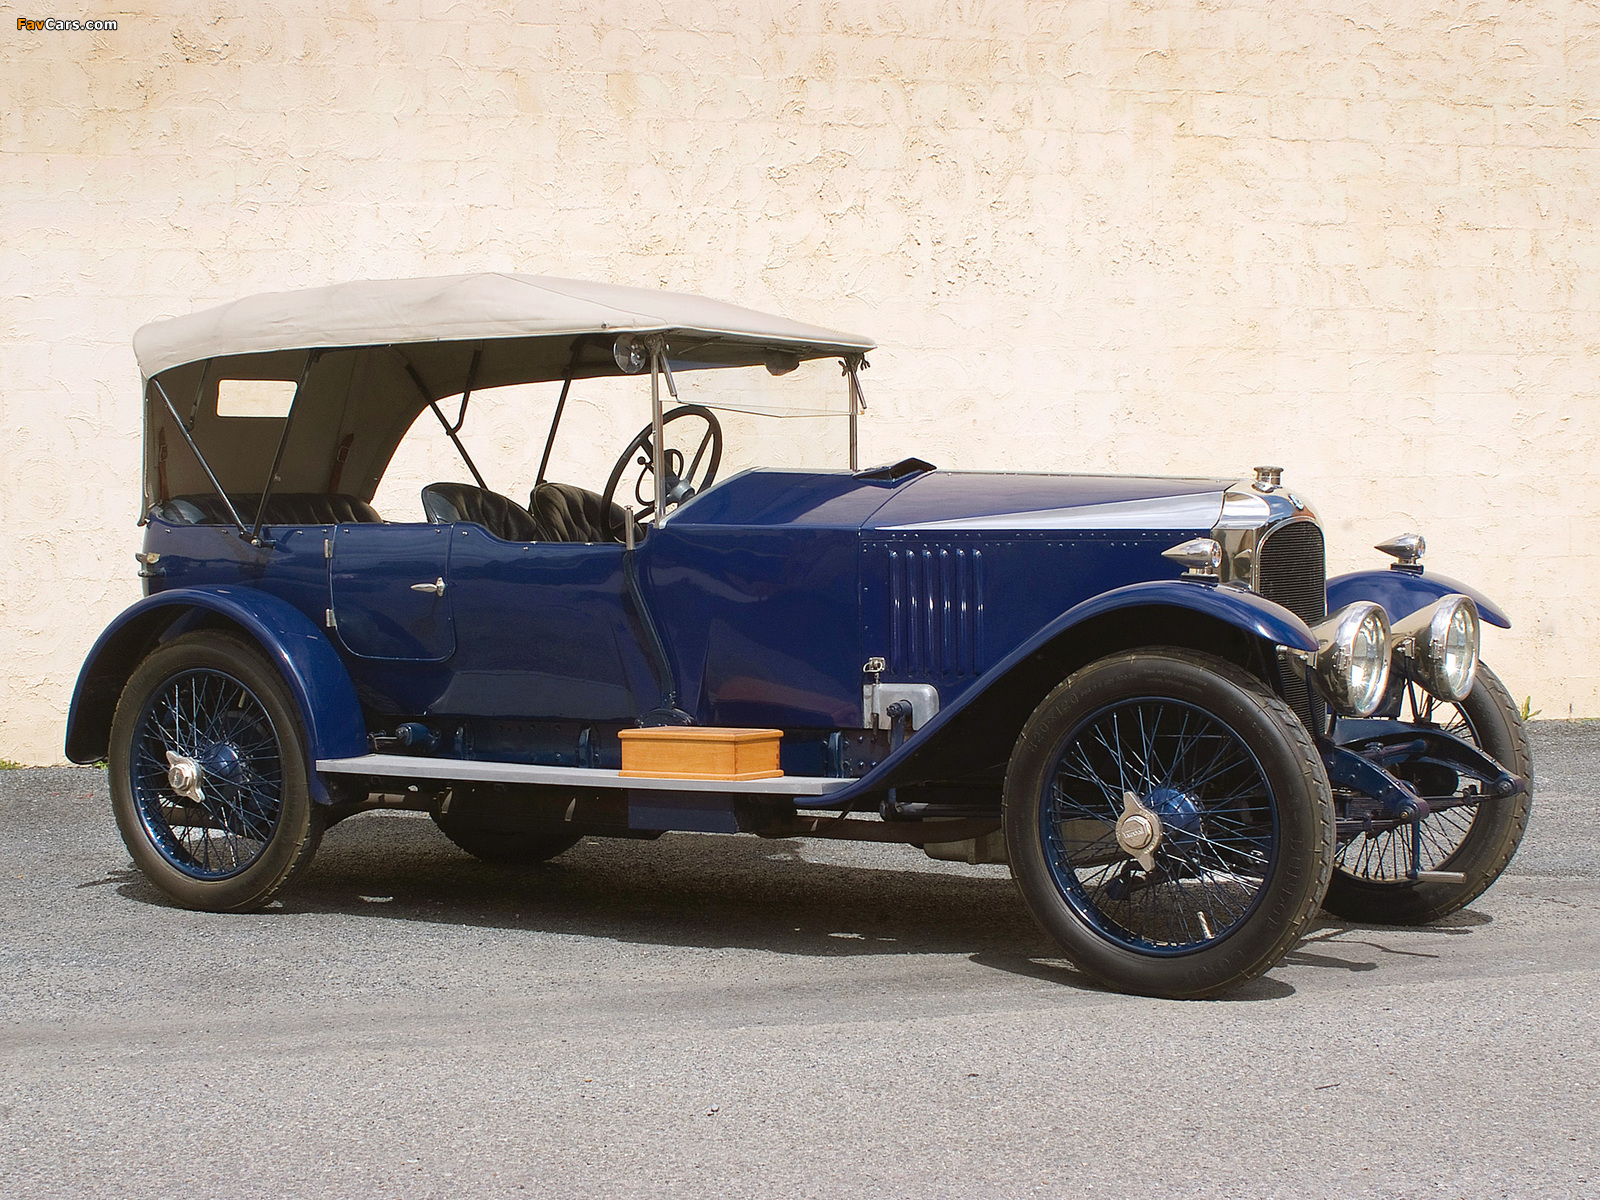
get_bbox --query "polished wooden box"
[617,727,784,781]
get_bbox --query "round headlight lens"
[1390,594,1481,702]
[1347,608,1391,716]
[1309,601,1392,717]
[1431,597,1479,700]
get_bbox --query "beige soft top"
[136,274,873,511]
[133,272,875,380]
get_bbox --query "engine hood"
[863,471,1231,533]
[670,467,1233,532]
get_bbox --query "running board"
[315,753,854,798]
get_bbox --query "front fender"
[1032,579,1319,655]
[65,588,367,802]
[811,579,1317,805]
[1327,569,1509,629]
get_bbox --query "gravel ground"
[0,721,1595,1198]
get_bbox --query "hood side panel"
[861,530,1211,710]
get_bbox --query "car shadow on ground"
[111,812,1073,963]
[100,810,1493,1001]
[1285,909,1492,974]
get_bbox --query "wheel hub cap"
[165,751,205,803]
[1116,790,1163,871]
[204,741,243,780]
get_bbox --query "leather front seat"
[421,482,543,542]
[529,481,636,543]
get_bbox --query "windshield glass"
[372,357,856,523]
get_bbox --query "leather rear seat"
[158,493,383,526]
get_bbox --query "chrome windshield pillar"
[646,339,679,525]
[843,354,868,471]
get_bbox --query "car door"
[328,523,455,660]
[431,524,655,720]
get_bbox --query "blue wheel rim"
[1040,697,1280,956]
[130,668,284,880]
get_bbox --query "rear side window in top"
[215,378,297,418]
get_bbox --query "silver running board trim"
[314,753,853,797]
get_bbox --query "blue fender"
[1023,579,1319,656]
[65,587,368,802]
[1327,569,1509,629]
[812,579,1317,806]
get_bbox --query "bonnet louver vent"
[887,546,984,678]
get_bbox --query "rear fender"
[1327,569,1509,629]
[817,580,1317,804]
[65,588,367,802]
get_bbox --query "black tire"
[1323,662,1532,924]
[1003,649,1335,999]
[431,810,582,865]
[108,631,324,912]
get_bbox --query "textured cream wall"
[2,1,1597,763]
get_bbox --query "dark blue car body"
[72,466,1353,805]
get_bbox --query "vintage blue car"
[66,274,1531,998]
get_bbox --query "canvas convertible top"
[135,274,874,515]
[133,273,875,380]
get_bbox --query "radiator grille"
[1257,520,1326,626]
[887,546,984,677]
[1257,520,1327,732]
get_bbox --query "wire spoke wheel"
[110,632,323,912]
[1044,699,1277,953]
[1004,649,1334,999]
[1323,662,1532,924]
[132,668,284,879]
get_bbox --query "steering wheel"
[600,404,723,542]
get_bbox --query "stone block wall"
[2,1,1596,760]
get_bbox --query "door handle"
[410,577,446,596]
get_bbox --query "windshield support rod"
[249,349,320,546]
[647,339,678,525]
[843,354,868,472]
[650,346,666,526]
[151,374,248,532]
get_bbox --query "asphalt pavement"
[1,723,1596,1199]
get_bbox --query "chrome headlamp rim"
[1305,601,1392,717]
[1393,594,1480,702]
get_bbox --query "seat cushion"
[162,493,382,525]
[529,481,635,543]
[421,482,543,542]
